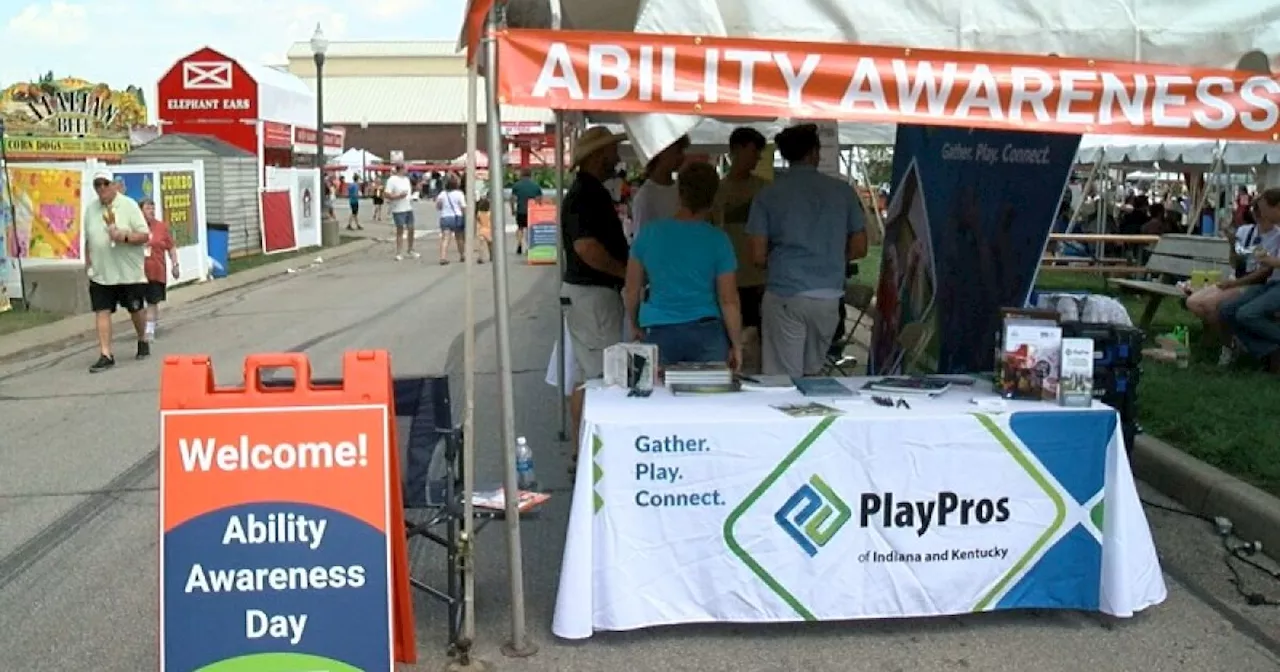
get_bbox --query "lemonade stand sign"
[0,77,146,160]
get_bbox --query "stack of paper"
[664,363,733,387]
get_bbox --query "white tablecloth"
[553,379,1167,639]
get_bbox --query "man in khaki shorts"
[560,126,629,437]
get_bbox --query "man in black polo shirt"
[561,126,629,432]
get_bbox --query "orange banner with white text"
[497,29,1280,141]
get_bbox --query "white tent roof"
[334,148,383,166]
[1076,135,1280,168]
[241,59,316,130]
[478,0,1280,161]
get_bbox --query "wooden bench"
[1041,234,1160,275]
[1040,264,1149,274]
[1043,256,1133,265]
[1107,235,1232,330]
[1049,234,1162,245]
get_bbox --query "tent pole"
[1193,144,1227,234]
[486,4,536,658]
[554,112,568,441]
[1065,153,1104,236]
[850,147,886,239]
[461,48,480,651]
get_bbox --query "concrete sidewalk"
[0,238,376,363]
[1133,435,1280,561]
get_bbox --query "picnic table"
[1041,234,1160,275]
[1107,235,1231,330]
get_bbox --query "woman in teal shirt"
[625,162,744,370]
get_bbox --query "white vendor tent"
[452,0,1280,655]
[1077,135,1280,168]
[335,148,382,164]
[485,0,1280,160]
[329,148,382,180]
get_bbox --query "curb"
[0,239,377,363]
[1132,434,1280,560]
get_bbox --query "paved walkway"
[0,245,1276,670]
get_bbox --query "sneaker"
[394,254,403,261]
[407,251,421,259]
[136,340,151,360]
[1218,345,1237,367]
[89,354,115,373]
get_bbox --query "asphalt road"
[0,227,1278,671]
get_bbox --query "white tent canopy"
[241,59,316,130]
[476,0,1280,158]
[540,0,1280,160]
[453,0,1280,652]
[334,148,383,166]
[328,148,382,180]
[1076,134,1280,168]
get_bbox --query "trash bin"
[206,223,229,278]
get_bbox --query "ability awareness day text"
[175,434,374,646]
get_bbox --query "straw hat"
[572,126,626,168]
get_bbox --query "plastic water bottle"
[515,437,538,491]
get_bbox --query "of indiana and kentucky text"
[502,33,1280,137]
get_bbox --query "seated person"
[624,162,743,370]
[1219,188,1280,373]
[1186,203,1265,365]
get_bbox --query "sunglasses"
[93,179,112,189]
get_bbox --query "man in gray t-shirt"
[746,124,868,377]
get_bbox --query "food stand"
[157,47,345,186]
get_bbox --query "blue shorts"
[440,214,464,232]
[392,211,415,229]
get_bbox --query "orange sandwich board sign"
[526,202,559,265]
[158,351,416,671]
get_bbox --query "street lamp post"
[312,24,338,247]
[360,118,369,182]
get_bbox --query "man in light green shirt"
[85,170,152,373]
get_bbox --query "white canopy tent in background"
[454,0,1280,659]
[329,148,382,180]
[1076,135,1280,169]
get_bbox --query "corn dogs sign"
[497,29,1280,141]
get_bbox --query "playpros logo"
[859,492,1011,536]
